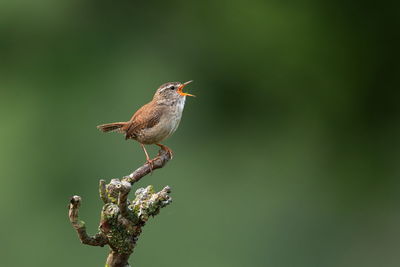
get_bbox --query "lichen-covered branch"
[68,196,108,247]
[68,147,173,267]
[132,185,172,221]
[117,180,131,218]
[99,179,110,204]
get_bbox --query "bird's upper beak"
[178,80,195,97]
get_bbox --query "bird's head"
[154,81,195,101]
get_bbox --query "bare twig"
[123,148,172,184]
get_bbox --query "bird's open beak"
[178,80,195,97]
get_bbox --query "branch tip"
[70,195,81,206]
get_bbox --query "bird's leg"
[156,143,173,159]
[140,143,154,171]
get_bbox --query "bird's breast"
[163,96,186,137]
[136,97,186,144]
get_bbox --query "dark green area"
[0,0,399,266]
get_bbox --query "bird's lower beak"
[178,80,195,97]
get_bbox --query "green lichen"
[76,220,86,228]
[98,184,171,255]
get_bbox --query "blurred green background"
[1,0,399,266]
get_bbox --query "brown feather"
[124,103,163,140]
[97,122,127,133]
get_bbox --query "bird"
[97,81,194,166]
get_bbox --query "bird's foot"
[156,144,173,159]
[140,143,155,173]
[145,158,155,174]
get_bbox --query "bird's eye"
[169,86,175,90]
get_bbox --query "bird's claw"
[156,144,173,159]
[146,159,155,174]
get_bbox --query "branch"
[123,148,172,184]
[132,185,172,221]
[68,196,107,247]
[68,147,173,267]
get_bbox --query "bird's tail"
[96,122,127,133]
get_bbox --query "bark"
[106,251,131,267]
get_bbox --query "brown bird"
[97,81,194,166]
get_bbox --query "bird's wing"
[124,103,163,139]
